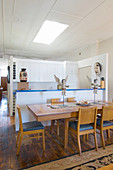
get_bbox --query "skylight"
[33,20,68,45]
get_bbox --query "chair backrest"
[102,106,113,121]
[78,107,97,125]
[67,97,76,102]
[17,105,23,131]
[51,98,61,104]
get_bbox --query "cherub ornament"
[54,75,69,96]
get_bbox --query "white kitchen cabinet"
[47,63,56,82]
[13,59,65,82]
[66,62,79,88]
[55,63,65,79]
[39,62,65,82]
[40,63,48,82]
[30,62,40,82]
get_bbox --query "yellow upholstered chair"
[16,105,45,155]
[51,98,62,104]
[67,97,77,122]
[96,106,113,149]
[67,97,76,102]
[51,98,63,136]
[69,107,98,155]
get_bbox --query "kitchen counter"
[13,88,105,94]
[15,88,106,106]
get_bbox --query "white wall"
[73,37,112,101]
[99,37,113,101]
[0,58,8,86]
[0,69,8,85]
[77,53,108,101]
[78,54,108,84]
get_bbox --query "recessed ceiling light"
[33,20,68,45]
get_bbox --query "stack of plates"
[76,101,91,106]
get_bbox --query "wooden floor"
[1,98,113,170]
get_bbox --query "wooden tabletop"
[27,101,113,121]
[27,101,113,149]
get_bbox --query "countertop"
[13,88,105,94]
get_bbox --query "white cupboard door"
[47,63,56,82]
[30,62,40,82]
[40,63,48,82]
[55,63,65,80]
[66,62,79,88]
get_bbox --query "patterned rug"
[22,144,113,170]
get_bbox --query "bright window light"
[1,69,7,76]
[33,20,68,45]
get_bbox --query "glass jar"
[20,68,27,82]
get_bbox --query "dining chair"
[51,98,63,136]
[69,107,98,155]
[67,97,76,102]
[16,105,45,155]
[96,106,113,149]
[67,97,77,122]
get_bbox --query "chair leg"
[100,130,105,149]
[77,134,81,156]
[51,120,55,134]
[42,131,45,152]
[94,131,98,151]
[17,134,23,155]
[16,130,21,146]
[86,134,88,141]
[106,129,110,139]
[83,135,85,141]
[57,120,59,136]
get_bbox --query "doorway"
[78,66,91,89]
[1,77,7,98]
[1,77,7,91]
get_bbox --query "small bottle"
[100,77,105,88]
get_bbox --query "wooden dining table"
[27,101,113,149]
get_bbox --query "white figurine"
[54,75,69,96]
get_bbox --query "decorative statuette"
[87,61,102,104]
[54,75,69,105]
[20,68,27,82]
[94,62,102,76]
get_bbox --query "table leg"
[51,120,55,134]
[64,118,69,149]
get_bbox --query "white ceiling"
[0,0,113,61]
